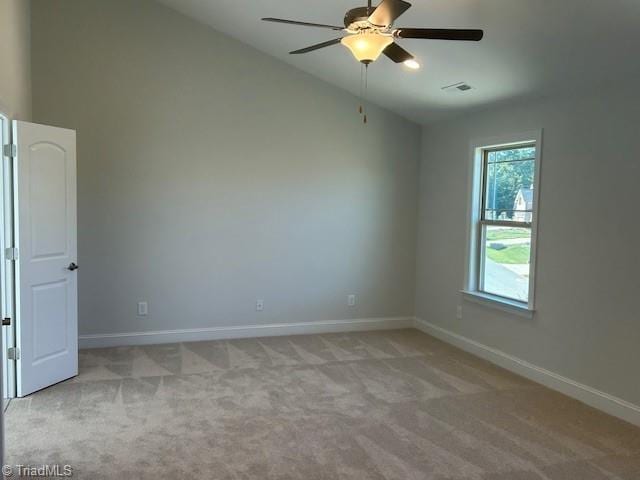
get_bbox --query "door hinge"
[2,318,10,326]
[3,144,16,158]
[7,347,19,361]
[5,247,18,261]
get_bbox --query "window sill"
[460,290,535,319]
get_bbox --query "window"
[465,132,541,311]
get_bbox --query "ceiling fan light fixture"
[403,58,420,70]
[341,33,393,64]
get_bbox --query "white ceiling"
[157,0,640,124]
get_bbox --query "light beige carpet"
[5,329,640,479]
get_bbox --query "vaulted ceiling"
[157,0,640,124]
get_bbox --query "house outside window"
[513,186,533,223]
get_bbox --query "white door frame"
[0,112,16,401]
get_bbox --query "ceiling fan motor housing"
[344,7,385,31]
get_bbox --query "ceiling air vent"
[442,82,474,93]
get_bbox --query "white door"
[13,121,77,397]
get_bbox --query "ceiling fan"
[262,0,484,69]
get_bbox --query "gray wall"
[31,0,420,336]
[0,0,31,120]
[416,86,640,406]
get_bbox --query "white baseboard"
[79,317,414,349]
[414,317,640,427]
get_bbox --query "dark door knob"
[67,262,79,271]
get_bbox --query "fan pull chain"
[359,64,364,115]
[357,64,369,124]
[363,64,368,124]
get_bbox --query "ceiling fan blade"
[290,38,343,55]
[262,18,344,31]
[368,0,412,27]
[383,42,414,63]
[395,28,484,41]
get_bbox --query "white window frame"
[462,130,542,316]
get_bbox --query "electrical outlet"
[137,301,148,316]
[256,299,264,312]
[347,294,356,307]
[456,305,463,320]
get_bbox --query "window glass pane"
[487,147,535,164]
[482,226,531,302]
[484,147,535,222]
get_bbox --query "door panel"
[13,121,77,397]
[30,144,68,259]
[32,280,69,363]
